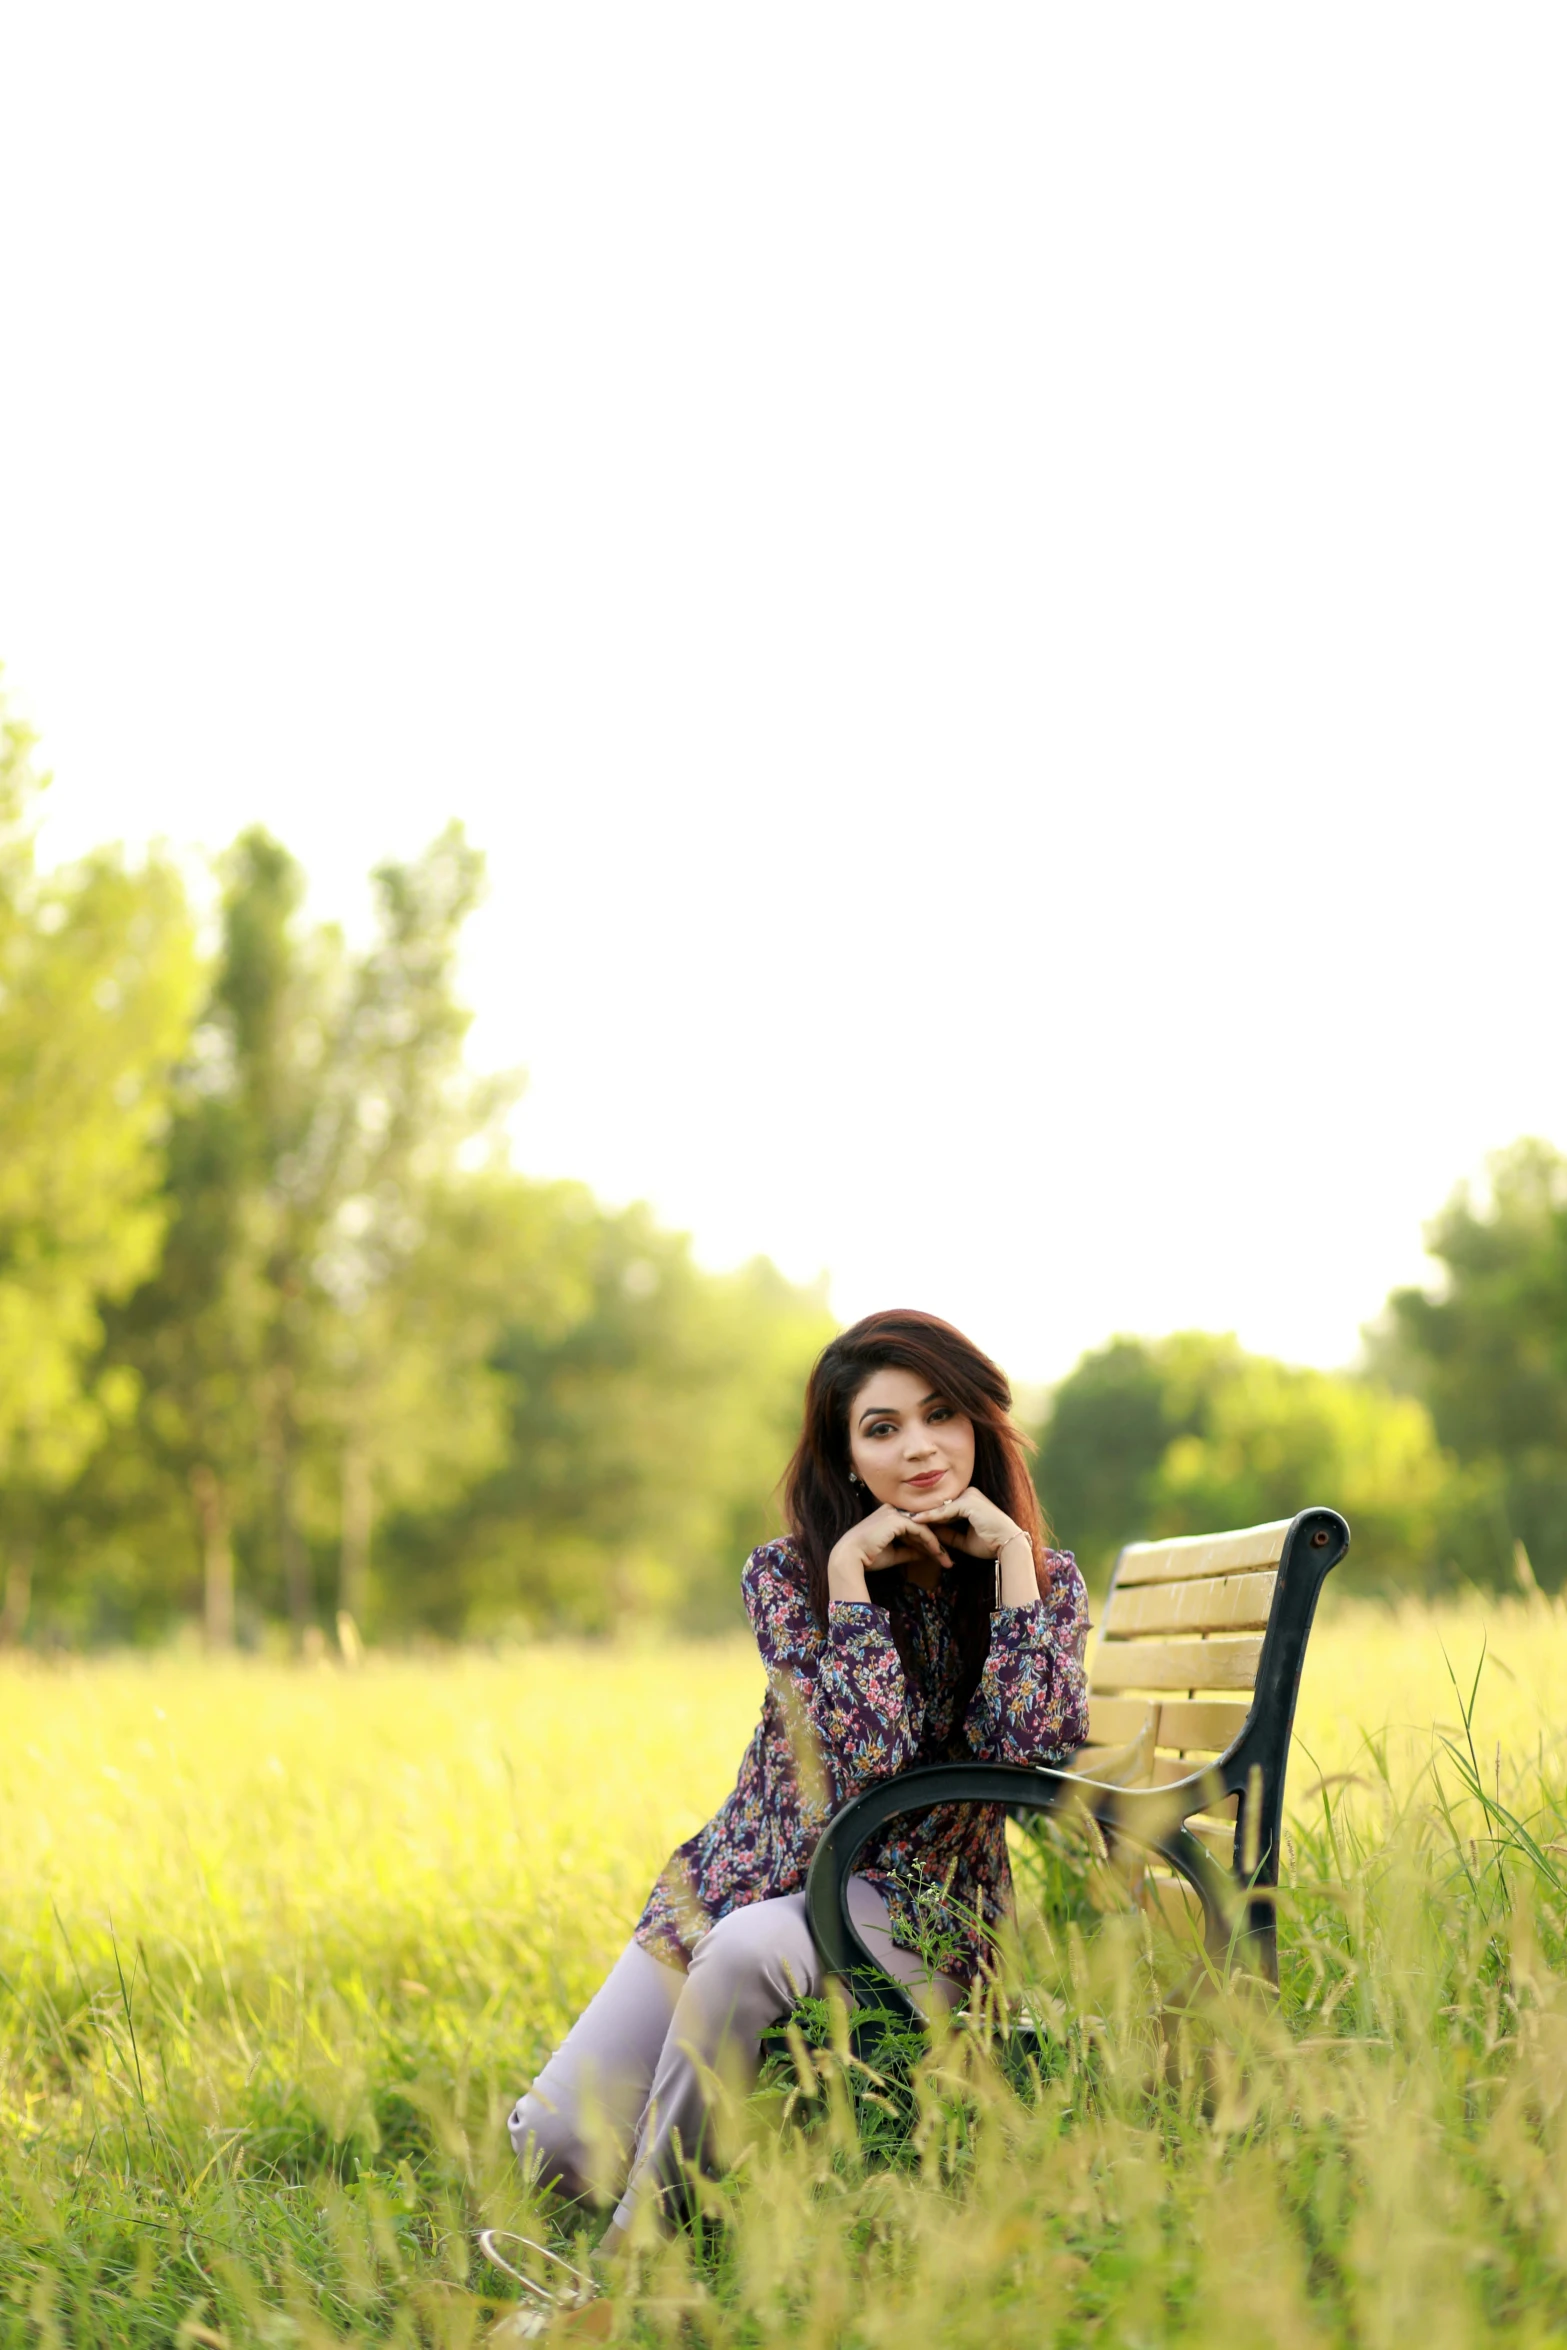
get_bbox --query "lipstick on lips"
[907,1470,946,1490]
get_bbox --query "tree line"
[0,689,833,1646]
[1036,1193,1567,1594]
[1037,1334,1442,1595]
[4,677,1565,1640]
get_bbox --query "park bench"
[805,1506,1350,2021]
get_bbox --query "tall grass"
[2,1594,1565,2345]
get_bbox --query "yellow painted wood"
[1156,1699,1251,1752]
[1070,1738,1155,1788]
[1064,1703,1160,1788]
[1091,1634,1264,1693]
[1113,1519,1291,1588]
[1086,1696,1159,1747]
[1149,1759,1237,1820]
[1103,1569,1278,1640]
[1186,1816,1238,1866]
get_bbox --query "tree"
[106,821,514,1643]
[103,828,312,1643]
[271,822,515,1634]
[60,798,834,1646]
[1376,1138,1567,1589]
[0,683,200,1639]
[1146,1337,1455,1584]
[379,1200,835,1637]
[1032,1337,1180,1580]
[0,699,840,1645]
[311,1167,541,1634]
[1034,1331,1458,1592]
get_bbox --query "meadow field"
[3,1592,1567,2347]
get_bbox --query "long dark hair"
[782,1308,1051,1724]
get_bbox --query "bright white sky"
[2,7,1563,1387]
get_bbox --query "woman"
[506,1307,1088,2255]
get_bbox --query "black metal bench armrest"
[803,1758,1236,2022]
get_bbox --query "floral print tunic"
[634,1536,1090,1987]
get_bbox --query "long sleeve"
[741,1544,919,1805]
[636,1536,1087,1984]
[963,1550,1090,1766]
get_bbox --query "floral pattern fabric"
[633,1536,1090,1987]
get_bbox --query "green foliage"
[1032,1336,1180,1573]
[65,823,519,1642]
[0,673,831,1643]
[0,683,199,1616]
[1377,1137,1567,1589]
[1036,1330,1458,1591]
[382,1207,833,1635]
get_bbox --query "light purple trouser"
[507,1878,961,2231]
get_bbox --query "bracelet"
[994,1531,1032,1562]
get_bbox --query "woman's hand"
[827,1505,953,1605]
[910,1487,1038,1606]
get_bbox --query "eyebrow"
[858,1391,942,1426]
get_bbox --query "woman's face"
[846,1366,976,1511]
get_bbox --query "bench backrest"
[1071,1510,1348,1928]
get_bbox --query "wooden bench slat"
[1090,1635,1264,1693]
[1186,1816,1237,1865]
[1113,1519,1291,1588]
[1085,1696,1253,1757]
[1086,1696,1158,1747]
[1149,1758,1239,1821]
[1156,1699,1251,1752]
[1070,1738,1154,1788]
[1103,1569,1277,1640]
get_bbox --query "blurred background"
[1,6,1564,1644]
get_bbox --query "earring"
[848,1470,860,1485]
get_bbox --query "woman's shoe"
[477,2230,609,2341]
[483,2305,612,2344]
